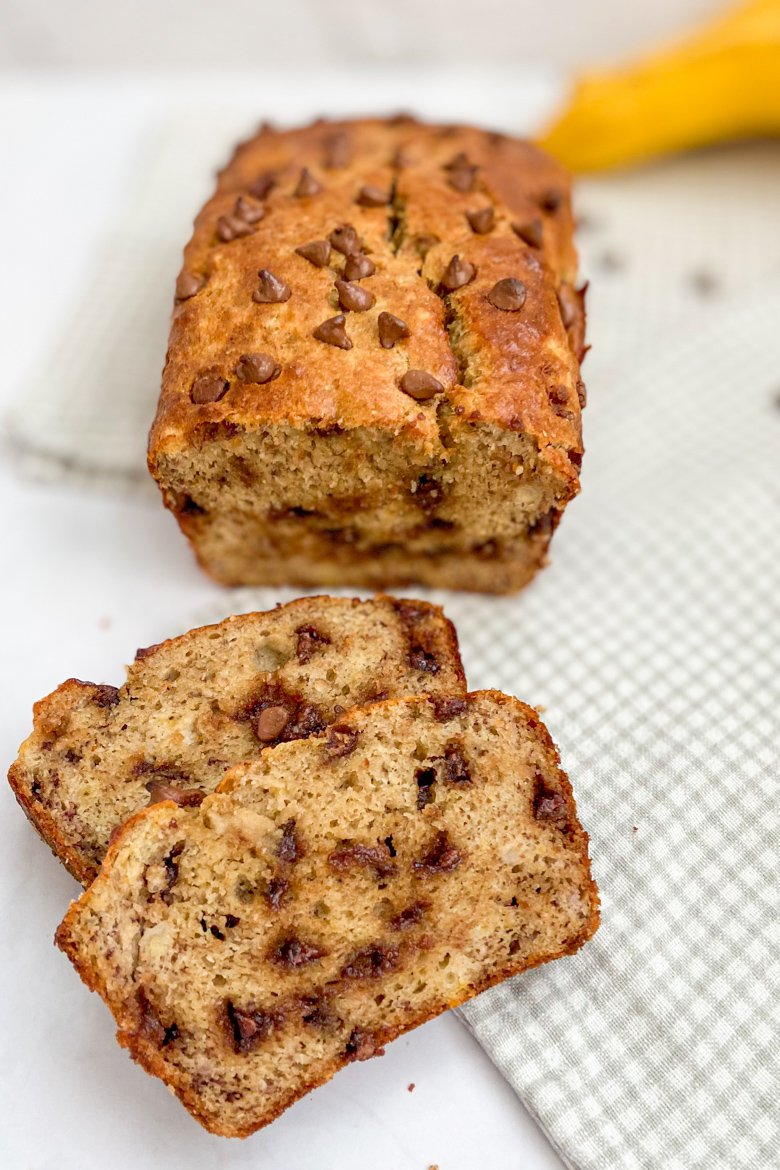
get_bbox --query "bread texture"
[8,596,464,886]
[56,691,599,1137]
[149,116,587,593]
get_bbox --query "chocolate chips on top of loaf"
[488,278,527,312]
[295,239,331,267]
[252,269,292,304]
[343,252,376,280]
[356,185,391,207]
[313,314,353,349]
[512,218,544,249]
[175,271,205,300]
[444,152,478,193]
[190,374,229,405]
[466,207,495,234]
[329,223,361,257]
[235,353,281,385]
[440,254,476,292]
[294,167,322,198]
[399,370,443,401]
[377,312,410,349]
[335,280,375,313]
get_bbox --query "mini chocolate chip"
[413,829,461,873]
[533,774,569,825]
[313,314,353,349]
[225,1001,280,1053]
[409,644,440,673]
[277,818,301,863]
[329,842,395,876]
[341,943,399,979]
[378,311,410,349]
[443,743,471,785]
[576,379,587,408]
[92,684,120,708]
[234,195,265,224]
[249,171,276,200]
[343,252,376,280]
[210,924,226,940]
[329,224,361,256]
[175,271,204,300]
[357,184,390,207]
[216,213,254,242]
[344,1028,384,1062]
[390,902,428,931]
[539,187,563,212]
[557,283,579,329]
[295,239,331,267]
[414,234,439,258]
[253,269,292,304]
[253,705,291,742]
[225,914,240,928]
[325,725,359,759]
[512,218,544,249]
[162,842,185,891]
[440,254,476,292]
[296,624,331,662]
[146,781,205,808]
[294,167,322,198]
[548,384,569,407]
[324,132,350,169]
[271,936,327,968]
[335,279,375,312]
[430,696,467,722]
[235,353,280,384]
[488,278,527,312]
[399,370,443,400]
[266,876,289,911]
[466,207,495,234]
[190,374,229,404]
[415,766,437,810]
[446,157,478,193]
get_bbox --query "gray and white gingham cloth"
[7,112,780,1167]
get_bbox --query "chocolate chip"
[301,993,341,1030]
[390,902,428,931]
[324,131,350,169]
[134,643,162,660]
[253,705,291,742]
[344,1028,384,1062]
[146,781,205,808]
[234,195,265,224]
[576,379,587,408]
[341,943,399,979]
[415,766,436,810]
[440,254,476,292]
[430,696,467,722]
[210,924,226,940]
[414,474,443,510]
[533,774,569,826]
[512,218,544,249]
[414,234,439,259]
[277,818,301,863]
[296,624,331,662]
[216,212,255,242]
[444,151,470,170]
[488,277,527,312]
[466,207,495,234]
[235,352,280,384]
[295,239,331,267]
[335,279,375,312]
[443,743,471,785]
[557,283,580,329]
[225,1000,280,1053]
[294,167,322,198]
[329,224,361,256]
[399,370,443,400]
[175,271,204,300]
[313,314,352,349]
[271,935,327,969]
[378,311,410,349]
[548,384,569,407]
[325,725,359,759]
[329,842,396,876]
[266,876,289,911]
[253,269,292,304]
[225,914,240,928]
[569,450,583,471]
[540,188,563,213]
[249,171,276,200]
[413,829,461,873]
[92,684,120,708]
[446,156,478,193]
[409,644,440,672]
[162,842,185,892]
[190,374,229,404]
[343,253,376,279]
[357,184,390,207]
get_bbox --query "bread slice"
[9,596,464,886]
[56,691,599,1137]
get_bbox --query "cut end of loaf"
[56,690,599,1137]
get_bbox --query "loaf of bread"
[8,596,464,885]
[149,117,586,593]
[56,691,599,1136]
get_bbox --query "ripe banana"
[537,0,780,172]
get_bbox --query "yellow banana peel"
[537,0,780,172]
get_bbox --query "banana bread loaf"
[56,691,599,1136]
[149,116,587,592]
[8,595,464,885]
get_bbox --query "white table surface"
[0,70,567,1170]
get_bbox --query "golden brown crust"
[56,690,599,1137]
[8,596,465,886]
